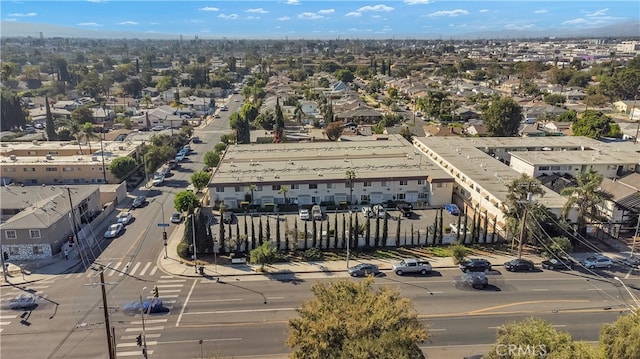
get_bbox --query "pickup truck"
[392,258,432,275]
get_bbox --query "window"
[326,183,333,189]
[437,183,444,188]
[46,167,57,172]
[381,181,388,187]
[23,167,35,172]
[235,186,241,192]
[396,193,406,200]
[33,246,44,255]
[48,151,59,155]
[27,150,37,155]
[360,194,370,201]
[309,184,318,189]
[4,167,15,172]
[215,187,224,192]
[29,229,41,239]
[5,230,17,239]
[418,192,429,199]
[539,166,549,171]
[256,185,263,191]
[418,179,424,185]
[63,167,73,172]
[9,247,19,255]
[399,180,408,186]
[363,181,371,187]
[272,185,281,191]
[290,184,299,190]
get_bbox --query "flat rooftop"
[0,141,139,166]
[211,134,452,186]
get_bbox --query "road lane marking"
[267,297,284,300]
[121,334,161,340]
[0,315,18,319]
[153,289,181,293]
[489,324,565,329]
[0,321,11,325]
[117,341,158,348]
[157,338,242,345]
[183,307,296,315]
[108,262,122,276]
[532,289,549,291]
[130,319,168,325]
[157,294,178,298]
[176,279,197,327]
[117,350,154,357]
[128,262,141,276]
[160,275,174,279]
[124,326,164,332]
[138,262,151,276]
[189,299,243,303]
[157,279,187,283]
[467,300,589,315]
[149,266,158,276]
[118,262,132,276]
[156,284,184,288]
[430,329,447,332]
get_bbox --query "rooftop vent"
[10,155,16,161]
[46,154,53,160]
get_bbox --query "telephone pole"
[517,183,537,259]
[96,267,116,359]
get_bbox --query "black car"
[397,203,412,217]
[348,263,380,277]
[541,257,575,270]
[460,272,489,289]
[132,196,147,208]
[122,299,165,315]
[504,258,535,272]
[459,258,492,273]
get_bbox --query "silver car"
[582,255,613,269]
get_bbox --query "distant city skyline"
[1,1,639,39]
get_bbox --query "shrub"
[451,244,469,265]
[177,242,190,259]
[302,247,323,261]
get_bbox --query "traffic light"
[162,231,167,241]
[152,286,159,298]
[136,334,142,347]
[68,236,74,244]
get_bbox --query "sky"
[1,1,639,39]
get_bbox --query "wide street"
[1,93,639,359]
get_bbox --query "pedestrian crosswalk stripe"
[121,333,161,340]
[128,262,141,276]
[157,279,186,283]
[117,341,158,348]
[119,262,132,276]
[155,289,181,293]
[160,275,174,279]
[0,315,18,320]
[138,262,151,276]
[0,321,11,325]
[130,319,167,325]
[156,284,184,288]
[149,266,158,276]
[117,350,154,357]
[125,326,164,332]
[108,262,122,276]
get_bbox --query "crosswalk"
[115,275,186,357]
[0,278,56,333]
[62,261,160,279]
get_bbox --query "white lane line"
[156,284,184,288]
[117,341,158,348]
[121,333,161,340]
[130,319,168,325]
[176,279,197,327]
[0,315,18,319]
[108,262,122,276]
[189,299,243,303]
[138,262,152,276]
[160,275,174,279]
[159,338,242,345]
[157,279,187,283]
[163,300,176,304]
[128,262,141,276]
[149,266,158,276]
[118,262,132,276]
[183,307,296,315]
[532,289,549,291]
[0,321,11,325]
[117,350,154,357]
[489,324,566,329]
[153,289,181,293]
[156,294,178,298]
[430,329,447,332]
[266,297,284,300]
[124,326,164,332]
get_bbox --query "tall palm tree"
[80,122,99,153]
[561,170,613,237]
[248,184,257,205]
[279,186,289,205]
[68,120,84,155]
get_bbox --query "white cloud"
[562,18,588,25]
[504,23,535,30]
[246,16,260,20]
[345,11,362,17]
[404,0,432,4]
[218,13,239,20]
[77,22,102,27]
[199,7,219,12]
[118,21,138,25]
[8,12,37,17]
[318,9,335,15]
[348,28,373,32]
[357,4,394,12]
[429,9,468,17]
[247,8,268,14]
[479,9,489,13]
[587,8,608,17]
[534,9,548,14]
[298,12,324,20]
[286,0,300,5]
[278,16,291,21]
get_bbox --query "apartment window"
[539,166,549,171]
[48,151,59,155]
[63,167,73,172]
[272,185,281,191]
[399,180,408,186]
[9,247,19,255]
[309,184,318,189]
[381,181,388,187]
[326,183,333,189]
[363,181,371,187]
[396,193,406,200]
[33,246,44,255]
[437,183,444,188]
[256,185,263,191]
[4,168,15,172]
[417,179,424,185]
[360,194,370,202]
[290,184,299,190]
[46,167,57,172]
[550,166,561,171]
[235,186,242,192]
[5,230,17,240]
[215,187,224,193]
[418,192,429,199]
[27,150,37,155]
[23,168,36,172]
[29,229,41,239]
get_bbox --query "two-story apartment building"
[209,135,454,211]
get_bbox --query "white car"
[152,125,164,131]
[104,223,124,238]
[152,174,165,186]
[372,204,387,218]
[116,212,133,225]
[299,209,310,221]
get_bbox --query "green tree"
[174,190,200,213]
[572,110,620,139]
[286,278,428,359]
[80,122,99,153]
[450,244,469,264]
[44,96,56,140]
[71,107,94,125]
[204,151,221,168]
[561,170,612,238]
[249,241,277,272]
[190,171,211,192]
[543,93,567,106]
[334,68,355,83]
[109,156,137,181]
[324,121,343,141]
[483,97,523,136]
[600,309,640,359]
[485,317,598,359]
[543,236,573,259]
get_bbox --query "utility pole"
[345,170,356,269]
[139,287,149,359]
[191,209,198,273]
[631,213,640,257]
[517,183,536,259]
[99,268,116,359]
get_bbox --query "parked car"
[444,204,460,215]
[152,174,165,186]
[397,203,412,217]
[459,258,492,273]
[620,256,640,269]
[175,153,186,162]
[372,204,386,218]
[116,212,133,225]
[348,263,380,277]
[582,255,613,269]
[504,258,535,272]
[460,272,489,289]
[191,136,201,143]
[151,125,164,131]
[299,209,310,221]
[362,206,374,218]
[167,160,178,169]
[541,257,575,270]
[104,223,124,238]
[311,205,322,220]
[170,212,182,223]
[122,299,164,315]
[222,212,233,224]
[392,258,432,275]
[132,196,147,208]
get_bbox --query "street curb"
[0,278,44,287]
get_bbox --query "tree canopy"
[287,278,428,359]
[483,97,523,136]
[109,156,137,181]
[190,171,211,192]
[572,110,621,139]
[174,190,200,213]
[600,309,640,359]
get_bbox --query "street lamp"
[139,287,149,359]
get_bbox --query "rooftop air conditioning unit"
[118,146,125,150]
[46,154,53,160]
[9,155,16,161]
[32,140,39,145]
[92,156,98,161]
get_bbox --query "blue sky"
[2,1,638,39]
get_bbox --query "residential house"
[424,125,463,137]
[599,174,640,228]
[464,124,487,137]
[334,106,383,125]
[544,121,573,135]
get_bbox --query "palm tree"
[561,170,613,238]
[279,186,289,205]
[248,184,257,205]
[80,122,99,153]
[345,170,356,207]
[68,120,84,155]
